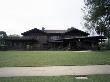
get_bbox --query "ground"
[0,51,110,67]
[0,75,110,82]
[0,51,110,82]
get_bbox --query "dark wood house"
[4,27,106,50]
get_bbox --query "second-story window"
[50,36,60,40]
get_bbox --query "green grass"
[0,51,110,67]
[0,75,110,82]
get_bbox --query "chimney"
[42,27,45,31]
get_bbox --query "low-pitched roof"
[21,27,89,35]
[63,36,106,40]
[45,30,66,33]
[6,36,37,41]
[21,28,46,35]
[65,27,89,35]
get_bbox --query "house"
[2,27,106,50]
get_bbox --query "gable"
[21,28,46,36]
[65,27,89,36]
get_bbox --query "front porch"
[49,36,106,50]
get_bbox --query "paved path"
[0,65,110,77]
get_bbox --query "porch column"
[68,41,71,50]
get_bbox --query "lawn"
[0,51,110,67]
[0,75,110,82]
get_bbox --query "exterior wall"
[47,34,63,41]
[6,41,25,50]
[23,33,48,50]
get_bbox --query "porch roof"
[48,40,63,43]
[63,36,106,40]
[5,37,38,41]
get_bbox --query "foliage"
[0,31,7,50]
[103,39,110,49]
[83,0,110,37]
[0,31,7,38]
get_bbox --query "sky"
[0,0,85,35]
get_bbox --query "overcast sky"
[0,0,85,35]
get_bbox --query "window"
[50,36,60,40]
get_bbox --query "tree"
[0,31,7,45]
[83,0,110,37]
[0,31,7,50]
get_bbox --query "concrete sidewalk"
[0,65,110,77]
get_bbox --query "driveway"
[0,65,110,77]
